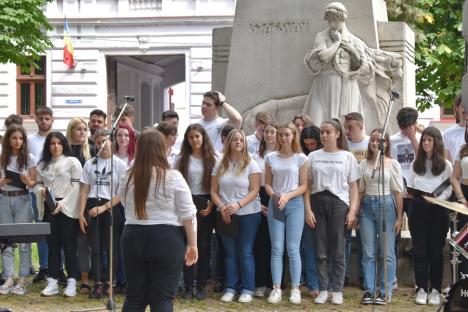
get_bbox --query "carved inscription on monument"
[249,21,311,34]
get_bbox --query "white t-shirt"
[308,149,360,205]
[251,149,275,186]
[0,153,37,191]
[81,156,128,200]
[212,158,261,216]
[347,137,369,163]
[443,124,466,163]
[390,131,421,182]
[246,133,261,155]
[407,159,453,200]
[28,133,47,163]
[119,169,196,226]
[265,152,308,195]
[197,117,228,152]
[186,154,220,195]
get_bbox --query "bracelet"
[236,201,242,209]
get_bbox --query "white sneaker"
[254,286,266,297]
[238,293,253,303]
[11,277,26,295]
[415,288,428,305]
[331,292,343,305]
[220,291,235,302]
[63,278,77,297]
[41,278,59,296]
[0,278,14,295]
[428,289,440,305]
[267,288,282,304]
[314,291,328,304]
[289,288,301,304]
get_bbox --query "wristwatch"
[457,195,467,204]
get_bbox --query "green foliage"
[387,0,465,112]
[0,0,53,67]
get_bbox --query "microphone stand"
[72,99,131,312]
[370,91,397,311]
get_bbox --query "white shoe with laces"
[220,291,235,302]
[415,288,428,305]
[267,288,282,304]
[428,288,440,305]
[289,288,301,304]
[331,292,343,305]
[238,293,253,303]
[11,277,26,295]
[0,278,14,295]
[41,278,59,296]
[314,291,328,304]
[63,278,77,297]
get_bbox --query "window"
[16,56,46,116]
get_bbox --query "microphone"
[391,91,400,100]
[122,95,135,101]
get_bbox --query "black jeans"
[457,184,468,275]
[44,207,79,280]
[86,198,112,283]
[254,187,272,288]
[122,224,184,312]
[183,194,215,289]
[312,191,348,292]
[409,198,449,291]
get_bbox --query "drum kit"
[423,196,468,312]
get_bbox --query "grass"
[1,245,438,311]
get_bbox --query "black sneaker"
[375,292,390,305]
[195,287,205,300]
[361,291,374,305]
[33,268,49,283]
[89,283,104,299]
[58,270,67,285]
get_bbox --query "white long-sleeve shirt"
[34,155,82,219]
[119,169,196,226]
[407,159,453,201]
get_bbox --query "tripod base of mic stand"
[70,299,117,312]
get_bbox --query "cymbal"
[422,196,468,216]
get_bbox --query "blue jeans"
[0,193,33,278]
[220,212,260,295]
[268,196,304,287]
[360,195,397,296]
[302,224,319,291]
[31,192,49,270]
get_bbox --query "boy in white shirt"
[443,95,467,163]
[246,112,273,155]
[197,91,242,151]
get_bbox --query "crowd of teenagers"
[0,90,467,311]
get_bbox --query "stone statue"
[238,1,403,133]
[303,2,403,128]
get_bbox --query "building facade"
[0,0,235,132]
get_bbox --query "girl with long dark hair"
[119,129,197,311]
[307,119,360,305]
[0,125,36,296]
[35,132,82,297]
[176,123,217,300]
[407,127,452,306]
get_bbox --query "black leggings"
[183,194,215,289]
[122,224,184,312]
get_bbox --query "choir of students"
[0,91,468,311]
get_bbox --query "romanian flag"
[63,19,75,69]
